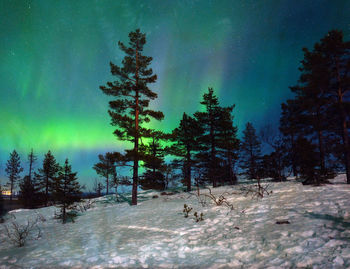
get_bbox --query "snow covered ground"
[1,175,350,268]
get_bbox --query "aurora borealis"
[1,0,349,187]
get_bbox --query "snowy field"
[1,175,350,268]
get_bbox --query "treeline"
[280,30,350,185]
[0,149,82,222]
[97,29,350,205]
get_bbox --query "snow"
[1,175,350,268]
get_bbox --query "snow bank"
[0,175,350,268]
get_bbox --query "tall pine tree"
[5,150,23,201]
[100,29,164,205]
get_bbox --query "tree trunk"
[132,44,140,205]
[340,103,350,184]
[10,178,13,201]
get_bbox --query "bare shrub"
[4,217,41,247]
[240,180,272,199]
[194,211,204,222]
[200,187,234,210]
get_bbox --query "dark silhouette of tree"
[0,185,4,219]
[314,30,350,183]
[139,130,167,190]
[239,122,262,180]
[34,150,60,206]
[52,159,82,223]
[5,150,23,201]
[93,152,115,195]
[168,113,202,191]
[27,149,37,182]
[217,106,240,185]
[194,88,227,187]
[93,178,105,197]
[100,29,164,205]
[19,149,40,208]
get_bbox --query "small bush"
[4,218,41,247]
[194,211,204,222]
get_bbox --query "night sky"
[1,0,349,188]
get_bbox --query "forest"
[1,28,350,215]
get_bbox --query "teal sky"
[1,0,349,188]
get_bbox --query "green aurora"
[1,0,349,187]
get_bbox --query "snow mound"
[1,178,350,268]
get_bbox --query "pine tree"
[315,30,350,183]
[239,122,262,180]
[19,149,39,208]
[217,106,240,185]
[53,159,82,223]
[194,88,224,187]
[27,149,37,181]
[100,29,164,205]
[169,113,202,191]
[5,150,23,201]
[139,130,167,190]
[34,150,60,206]
[93,153,115,195]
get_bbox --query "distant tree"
[34,150,60,206]
[52,159,82,223]
[93,178,105,197]
[27,149,37,181]
[169,113,202,191]
[260,125,288,181]
[100,29,164,205]
[5,150,23,201]
[239,122,262,180]
[19,149,40,208]
[139,130,167,190]
[93,153,114,195]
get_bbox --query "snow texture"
[1,175,350,268]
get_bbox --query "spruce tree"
[194,88,223,187]
[139,130,167,190]
[27,149,37,181]
[34,150,60,206]
[239,122,262,180]
[217,106,240,185]
[100,29,164,205]
[0,184,4,219]
[53,159,82,223]
[5,150,23,201]
[169,113,202,191]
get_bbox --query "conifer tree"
[27,149,37,181]
[194,88,223,187]
[93,152,115,195]
[239,122,262,179]
[169,113,202,191]
[139,130,167,190]
[19,149,40,208]
[5,150,23,201]
[53,159,82,223]
[217,106,240,185]
[314,30,350,183]
[34,150,60,206]
[100,29,164,205]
